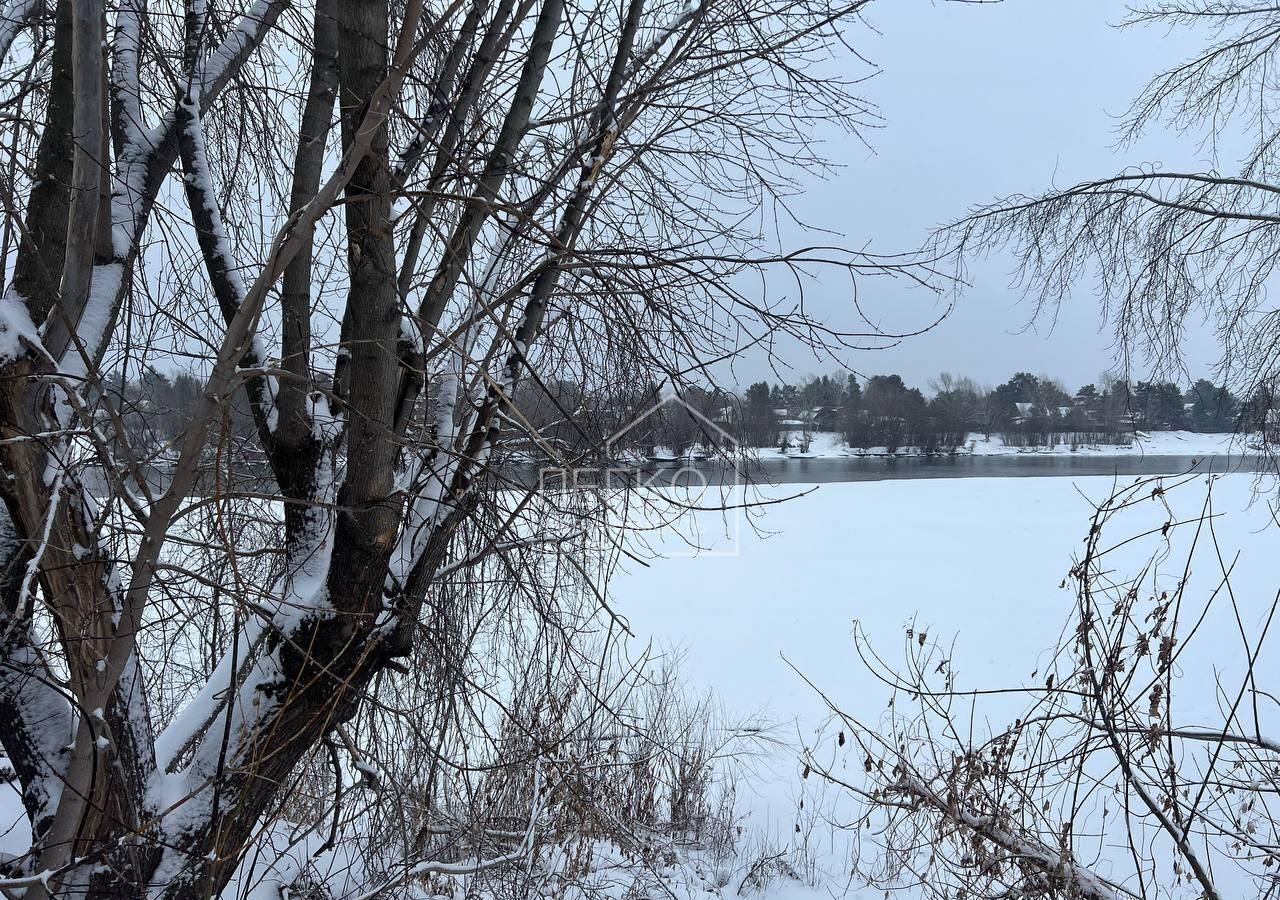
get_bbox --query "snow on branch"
[0,636,73,835]
[111,0,147,151]
[892,773,1132,900]
[0,0,42,69]
[0,288,44,364]
[177,91,275,402]
[110,0,288,258]
[192,0,288,101]
[148,394,340,861]
[54,0,289,377]
[152,619,266,774]
[387,374,464,589]
[0,509,73,836]
[624,0,702,81]
[15,456,63,616]
[273,392,341,630]
[108,0,155,257]
[56,264,122,379]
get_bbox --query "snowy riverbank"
[751,428,1246,460]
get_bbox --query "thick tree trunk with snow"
[0,0,899,894]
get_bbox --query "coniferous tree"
[1188,379,1239,433]
[742,382,778,447]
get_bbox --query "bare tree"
[928,372,986,437]
[939,3,1280,431]
[0,0,935,896]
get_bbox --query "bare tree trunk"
[277,0,339,458]
[0,0,910,894]
[335,0,401,560]
[11,0,71,317]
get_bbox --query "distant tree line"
[105,371,747,465]
[107,370,203,451]
[739,370,1253,453]
[100,369,270,487]
[112,368,1256,464]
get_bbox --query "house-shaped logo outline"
[604,391,738,457]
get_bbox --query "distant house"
[1072,393,1102,426]
[1012,401,1037,425]
[798,406,840,431]
[1266,408,1280,442]
[712,404,737,430]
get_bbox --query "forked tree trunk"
[0,0,822,892]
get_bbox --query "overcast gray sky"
[741,0,1225,392]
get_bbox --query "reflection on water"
[103,453,1272,496]
[514,453,1270,489]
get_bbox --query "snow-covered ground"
[612,472,1280,895]
[963,429,1241,457]
[4,474,1274,898]
[754,429,1245,459]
